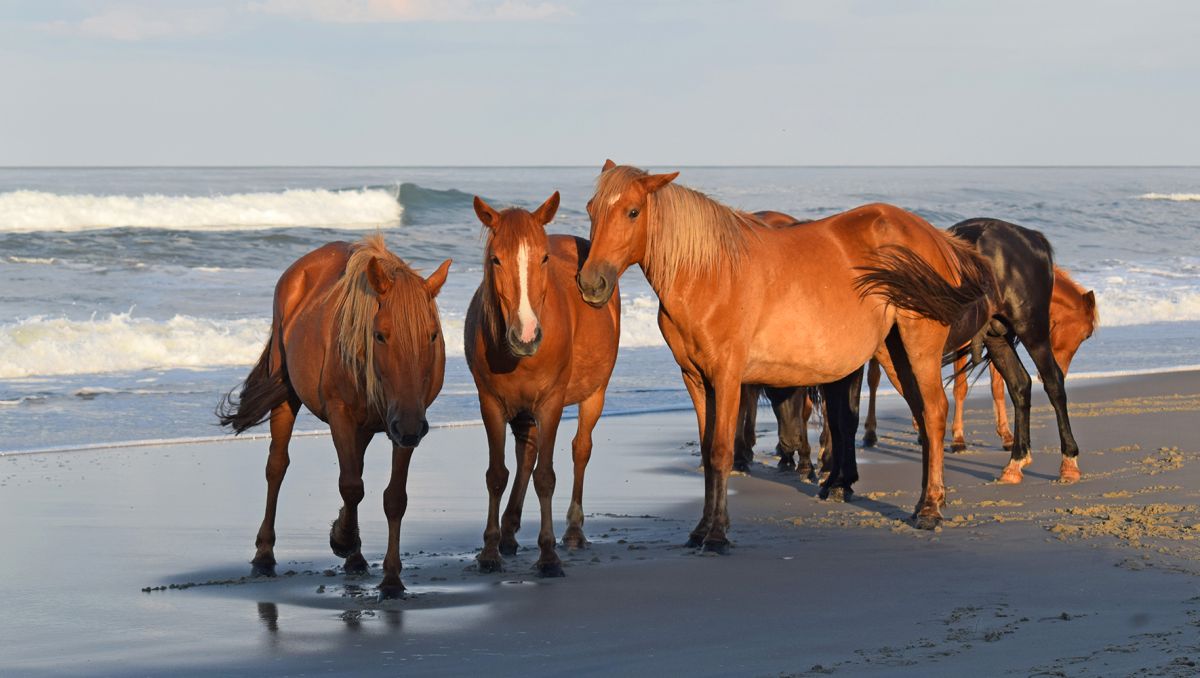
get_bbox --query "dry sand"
[2,370,1200,676]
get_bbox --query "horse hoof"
[702,539,730,555]
[1058,457,1082,484]
[863,431,877,448]
[343,553,369,575]
[799,467,817,483]
[536,561,565,578]
[250,562,276,578]
[951,440,967,453]
[777,457,796,471]
[822,486,852,503]
[685,533,705,548]
[498,537,519,556]
[477,553,503,573]
[378,578,406,600]
[912,513,942,530]
[562,531,589,550]
[329,528,361,559]
[732,460,751,474]
[1001,440,1014,452]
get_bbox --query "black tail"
[855,241,995,325]
[216,333,291,434]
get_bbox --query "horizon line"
[3,164,1199,170]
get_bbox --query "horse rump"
[216,333,292,434]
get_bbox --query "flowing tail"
[853,235,998,365]
[216,331,291,434]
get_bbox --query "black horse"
[945,218,1081,484]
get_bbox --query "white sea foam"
[0,313,269,379]
[1138,192,1200,202]
[1093,287,1200,326]
[619,293,667,348]
[0,189,401,232]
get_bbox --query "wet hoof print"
[702,539,731,555]
[343,553,369,575]
[536,561,565,578]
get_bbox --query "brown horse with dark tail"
[218,234,451,598]
[466,192,620,577]
[578,161,996,547]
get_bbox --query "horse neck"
[640,187,747,302]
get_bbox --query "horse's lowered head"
[361,252,451,448]
[473,191,560,357]
[577,159,677,306]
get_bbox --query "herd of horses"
[218,160,1098,597]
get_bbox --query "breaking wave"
[1138,193,1200,202]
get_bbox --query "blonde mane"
[594,166,755,292]
[326,234,434,414]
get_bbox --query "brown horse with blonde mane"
[466,192,620,577]
[218,235,451,597]
[863,266,1098,452]
[577,161,996,548]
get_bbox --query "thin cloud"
[40,5,232,41]
[247,0,572,23]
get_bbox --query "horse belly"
[744,300,886,386]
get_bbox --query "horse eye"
[430,330,438,343]
[628,208,640,219]
[374,331,386,343]
[541,254,549,265]
[490,255,501,266]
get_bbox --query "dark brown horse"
[466,193,620,577]
[578,161,996,546]
[736,385,828,480]
[218,235,450,597]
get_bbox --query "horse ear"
[425,259,451,297]
[638,171,679,194]
[473,196,501,230]
[1083,290,1096,312]
[366,257,393,296]
[532,191,560,226]
[602,159,617,172]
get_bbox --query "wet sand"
[2,371,1200,676]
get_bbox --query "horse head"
[473,191,559,357]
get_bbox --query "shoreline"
[3,368,1200,675]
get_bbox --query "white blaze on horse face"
[516,241,538,342]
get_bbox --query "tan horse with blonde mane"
[577,161,996,548]
[466,192,620,577]
[218,235,451,597]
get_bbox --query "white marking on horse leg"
[517,242,538,342]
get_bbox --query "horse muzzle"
[576,266,615,307]
[506,326,542,357]
[388,417,429,449]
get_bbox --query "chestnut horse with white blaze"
[218,235,451,598]
[577,161,996,548]
[466,192,620,577]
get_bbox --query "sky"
[0,0,1197,166]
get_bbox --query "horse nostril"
[399,433,421,448]
[533,327,543,344]
[420,420,429,438]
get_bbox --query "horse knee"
[485,466,509,493]
[338,478,365,505]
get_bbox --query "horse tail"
[216,330,291,434]
[853,234,998,355]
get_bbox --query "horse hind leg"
[477,394,509,573]
[990,364,1014,450]
[888,322,950,529]
[734,385,758,474]
[532,406,565,577]
[986,336,1034,484]
[251,394,300,576]
[950,355,969,453]
[1026,339,1082,483]
[862,358,881,447]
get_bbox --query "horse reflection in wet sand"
[218,235,451,598]
[466,192,620,577]
[577,161,997,549]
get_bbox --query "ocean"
[1,166,1198,453]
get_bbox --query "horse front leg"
[700,372,742,554]
[563,389,604,550]
[379,443,415,598]
[477,394,509,573]
[950,355,969,452]
[532,404,565,577]
[734,385,759,474]
[863,358,881,447]
[499,414,537,556]
[681,369,713,548]
[989,364,1014,450]
[252,394,300,576]
[328,409,372,574]
[818,367,864,502]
